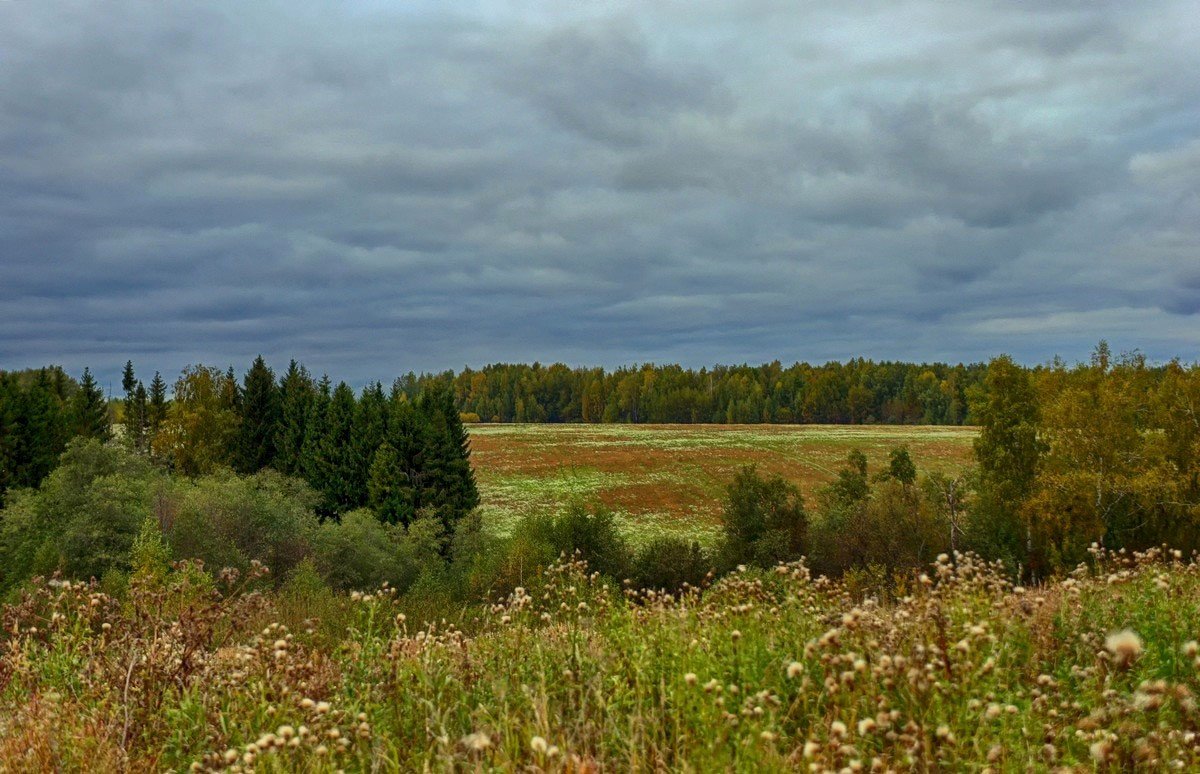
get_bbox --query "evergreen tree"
[274,360,313,476]
[415,384,479,532]
[315,382,359,515]
[367,441,412,524]
[352,382,387,484]
[379,393,423,525]
[25,370,70,480]
[220,366,242,413]
[70,367,110,441]
[0,374,20,498]
[235,356,280,474]
[121,361,147,451]
[131,382,148,452]
[147,371,167,448]
[121,360,136,402]
[300,375,333,511]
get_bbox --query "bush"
[632,537,711,592]
[0,439,160,592]
[718,465,807,570]
[509,501,632,582]
[313,509,419,592]
[166,468,319,583]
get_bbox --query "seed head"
[462,732,492,752]
[1105,629,1144,667]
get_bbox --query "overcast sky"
[2,0,1197,387]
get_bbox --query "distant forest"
[402,352,1192,426]
[410,360,985,424]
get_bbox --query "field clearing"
[469,424,976,546]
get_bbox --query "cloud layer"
[2,0,1197,386]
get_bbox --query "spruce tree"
[300,375,333,512]
[24,369,69,481]
[275,360,313,476]
[0,375,20,498]
[121,361,146,451]
[415,384,479,532]
[352,382,387,487]
[131,382,148,452]
[319,382,360,513]
[70,367,110,441]
[235,355,280,473]
[380,393,423,525]
[367,441,412,524]
[147,371,167,449]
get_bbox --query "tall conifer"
[70,368,110,441]
[275,360,313,476]
[236,356,280,473]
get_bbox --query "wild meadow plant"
[1,546,1198,771]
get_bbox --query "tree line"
[1,358,478,533]
[403,360,988,424]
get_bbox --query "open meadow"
[470,424,977,546]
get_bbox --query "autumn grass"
[470,424,976,547]
[2,547,1198,771]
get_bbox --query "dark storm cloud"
[1,0,1197,387]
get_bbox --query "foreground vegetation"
[2,548,1198,771]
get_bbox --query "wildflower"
[277,725,295,740]
[1182,641,1199,658]
[831,720,847,737]
[1105,629,1144,667]
[1090,740,1112,762]
[684,672,698,686]
[857,718,876,735]
[760,730,777,742]
[531,736,548,755]
[462,732,492,752]
[223,749,239,765]
[315,701,332,714]
[731,629,742,642]
[786,661,803,679]
[803,741,820,758]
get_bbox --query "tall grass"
[1,547,1197,771]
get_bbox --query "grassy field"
[469,424,976,546]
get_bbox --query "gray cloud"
[0,0,1197,387]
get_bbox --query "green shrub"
[313,509,419,592]
[511,501,632,582]
[0,439,159,591]
[718,464,807,570]
[167,469,319,583]
[631,536,711,592]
